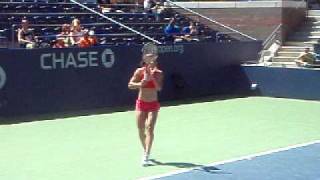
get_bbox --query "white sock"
[144,153,149,159]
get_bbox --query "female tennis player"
[128,53,163,166]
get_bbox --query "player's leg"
[145,111,158,158]
[137,111,148,152]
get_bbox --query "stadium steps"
[294,31,320,36]
[287,35,320,41]
[307,10,320,16]
[283,41,317,46]
[277,51,301,57]
[306,16,320,21]
[271,10,320,65]
[278,46,312,52]
[299,25,320,31]
[269,61,298,68]
[272,56,297,62]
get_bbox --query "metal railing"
[262,23,282,49]
[259,24,282,63]
[69,0,162,44]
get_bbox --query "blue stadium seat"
[0,1,227,46]
[0,28,10,37]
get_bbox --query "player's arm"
[128,69,144,90]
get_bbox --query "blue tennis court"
[141,141,320,180]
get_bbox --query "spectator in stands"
[98,0,113,13]
[17,19,36,49]
[164,18,180,42]
[182,22,198,36]
[295,48,318,67]
[88,30,98,46]
[52,38,66,48]
[151,2,165,22]
[78,30,93,48]
[70,18,84,46]
[144,0,156,13]
[97,0,110,5]
[56,24,72,47]
[180,22,200,42]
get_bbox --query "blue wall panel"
[0,42,262,116]
[243,66,320,101]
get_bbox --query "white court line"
[138,140,320,180]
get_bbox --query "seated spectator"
[97,0,109,3]
[52,38,66,48]
[56,24,72,47]
[88,30,98,46]
[98,0,110,5]
[182,22,198,36]
[151,1,165,22]
[70,18,84,46]
[78,30,93,48]
[98,0,114,13]
[164,18,180,42]
[179,22,200,42]
[144,0,156,13]
[17,19,36,49]
[295,48,320,67]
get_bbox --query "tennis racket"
[142,42,159,56]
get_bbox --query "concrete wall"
[281,6,306,42]
[174,1,307,42]
[191,8,282,41]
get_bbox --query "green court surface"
[1,97,320,180]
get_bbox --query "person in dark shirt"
[164,18,180,42]
[180,21,199,42]
[17,19,36,48]
[56,24,72,47]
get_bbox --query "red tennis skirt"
[136,99,160,112]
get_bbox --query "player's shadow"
[196,166,231,175]
[150,159,202,168]
[149,159,230,174]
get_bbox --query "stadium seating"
[0,1,230,47]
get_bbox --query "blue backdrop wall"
[0,42,262,116]
[243,66,320,101]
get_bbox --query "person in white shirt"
[70,18,84,46]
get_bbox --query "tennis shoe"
[142,159,155,167]
[142,154,155,167]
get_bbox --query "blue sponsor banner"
[0,41,262,116]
